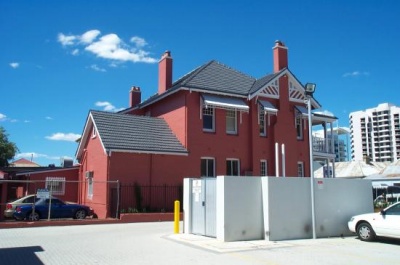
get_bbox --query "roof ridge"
[91,109,165,121]
[213,60,256,80]
[178,60,216,86]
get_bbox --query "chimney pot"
[129,86,141,107]
[273,40,288,73]
[158,51,173,94]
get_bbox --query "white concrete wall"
[264,177,373,241]
[263,177,312,241]
[313,178,373,238]
[183,178,191,234]
[184,176,373,242]
[216,176,264,242]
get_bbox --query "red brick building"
[76,41,337,218]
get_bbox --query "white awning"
[259,100,278,114]
[202,94,249,112]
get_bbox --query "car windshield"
[385,203,400,215]
[35,198,65,205]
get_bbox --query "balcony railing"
[312,136,334,154]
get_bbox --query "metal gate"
[190,178,217,237]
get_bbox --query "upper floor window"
[201,158,215,177]
[226,159,240,176]
[92,127,97,138]
[296,110,303,140]
[259,104,266,136]
[260,160,267,176]
[203,107,215,132]
[226,109,237,134]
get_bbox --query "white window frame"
[226,159,240,176]
[92,126,97,138]
[297,162,304,177]
[226,109,237,134]
[201,157,215,177]
[45,177,66,195]
[202,107,215,132]
[260,160,267,176]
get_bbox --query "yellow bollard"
[174,200,180,234]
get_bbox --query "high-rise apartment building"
[350,103,400,162]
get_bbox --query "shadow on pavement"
[0,246,44,265]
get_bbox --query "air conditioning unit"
[85,171,94,179]
[61,157,73,168]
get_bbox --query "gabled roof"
[76,111,187,159]
[249,73,277,94]
[10,158,41,167]
[130,61,322,112]
[172,60,255,96]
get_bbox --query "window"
[203,107,215,132]
[226,109,237,134]
[45,177,66,195]
[297,162,304,177]
[226,159,240,176]
[259,104,266,136]
[260,160,267,176]
[87,178,93,199]
[201,158,215,177]
[92,126,97,138]
[296,110,303,140]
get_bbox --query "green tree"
[0,126,19,167]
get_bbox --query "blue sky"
[1,0,400,166]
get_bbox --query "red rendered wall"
[27,168,79,202]
[79,125,110,218]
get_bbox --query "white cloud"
[58,33,77,46]
[10,62,19,68]
[58,29,157,64]
[90,64,106,72]
[130,36,147,48]
[80,29,101,44]
[0,113,6,121]
[343,71,370,77]
[45,116,53,120]
[46,132,81,142]
[15,152,60,162]
[95,101,124,112]
[72,49,79,56]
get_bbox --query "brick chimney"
[158,51,173,95]
[129,86,141,107]
[273,40,288,73]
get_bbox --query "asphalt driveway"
[0,222,399,265]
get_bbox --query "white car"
[348,202,400,241]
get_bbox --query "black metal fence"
[111,183,183,217]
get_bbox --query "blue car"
[13,197,94,221]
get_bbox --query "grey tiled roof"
[137,61,283,108]
[173,60,255,96]
[90,110,187,155]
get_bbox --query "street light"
[305,82,316,239]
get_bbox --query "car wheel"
[28,211,40,221]
[357,222,376,241]
[74,209,87,219]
